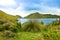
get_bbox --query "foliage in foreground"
[22,20,45,32]
[0,18,60,40]
[0,19,21,40]
[0,10,60,40]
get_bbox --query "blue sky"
[0,0,60,17]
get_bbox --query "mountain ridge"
[24,12,60,18]
[0,10,60,19]
[0,10,21,23]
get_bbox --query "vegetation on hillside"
[0,10,21,23]
[0,10,21,40]
[25,12,60,18]
[0,10,60,40]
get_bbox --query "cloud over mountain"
[0,0,60,17]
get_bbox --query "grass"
[0,24,60,40]
[13,32,44,40]
[0,10,60,40]
[12,31,60,40]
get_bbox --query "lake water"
[18,18,59,25]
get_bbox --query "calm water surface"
[18,18,59,25]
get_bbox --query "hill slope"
[0,10,21,23]
[25,12,60,18]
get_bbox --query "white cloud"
[31,2,60,15]
[0,7,39,17]
[0,6,30,17]
[0,5,60,17]
[39,5,60,15]
[0,0,60,17]
[0,0,16,6]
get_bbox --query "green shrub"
[22,20,44,32]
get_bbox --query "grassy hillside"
[0,10,21,23]
[25,12,60,18]
[0,10,21,40]
[0,10,60,40]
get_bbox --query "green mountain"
[0,10,21,23]
[25,12,60,18]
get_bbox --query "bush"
[3,31,15,38]
[22,20,44,32]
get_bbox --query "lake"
[18,18,59,25]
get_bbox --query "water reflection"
[18,18,59,25]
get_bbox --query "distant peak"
[0,10,5,13]
[0,10,3,12]
[32,12,40,14]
